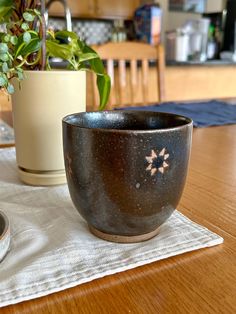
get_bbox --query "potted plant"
[0,0,110,186]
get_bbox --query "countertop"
[166,59,236,66]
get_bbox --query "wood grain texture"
[87,65,236,109]
[1,121,236,313]
[165,66,236,102]
[48,0,139,19]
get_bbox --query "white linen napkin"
[0,148,223,308]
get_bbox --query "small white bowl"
[0,211,10,262]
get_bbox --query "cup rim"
[62,110,193,133]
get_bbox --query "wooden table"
[0,111,12,127]
[1,122,236,313]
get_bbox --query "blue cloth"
[118,100,236,128]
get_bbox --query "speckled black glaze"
[63,111,193,237]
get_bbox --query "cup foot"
[89,225,160,243]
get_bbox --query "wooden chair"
[90,41,165,110]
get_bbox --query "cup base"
[18,167,67,186]
[89,225,160,243]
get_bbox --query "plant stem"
[39,0,46,70]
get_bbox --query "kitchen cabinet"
[94,0,139,19]
[48,1,95,19]
[48,0,139,20]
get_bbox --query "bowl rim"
[62,110,193,133]
[0,211,9,241]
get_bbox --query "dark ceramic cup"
[63,111,193,243]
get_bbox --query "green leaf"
[55,30,79,41]
[0,53,9,61]
[46,40,73,60]
[21,22,29,31]
[0,2,13,23]
[33,9,41,16]
[10,35,17,45]
[16,67,23,73]
[0,74,7,87]
[82,45,105,74]
[0,43,8,54]
[16,69,24,80]
[14,42,25,58]
[7,83,14,94]
[79,52,99,63]
[23,12,35,22]
[0,0,13,6]
[0,78,6,87]
[77,39,85,51]
[78,44,111,109]
[21,38,41,56]
[14,31,41,58]
[55,31,81,57]
[3,34,10,42]
[23,32,31,44]
[14,31,38,55]
[97,74,111,110]
[2,62,8,73]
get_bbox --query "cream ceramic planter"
[12,70,86,186]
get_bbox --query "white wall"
[167,11,201,31]
[206,0,225,13]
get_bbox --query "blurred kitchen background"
[43,0,236,64]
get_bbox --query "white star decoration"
[145,148,169,176]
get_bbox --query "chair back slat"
[92,73,99,108]
[118,60,126,106]
[91,42,165,110]
[130,60,138,106]
[141,59,149,105]
[157,45,165,102]
[107,59,114,86]
[106,59,116,108]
